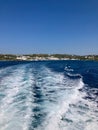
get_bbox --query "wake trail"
[0,64,35,130]
[34,67,84,130]
[0,63,98,130]
[33,66,98,130]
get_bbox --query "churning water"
[0,60,98,130]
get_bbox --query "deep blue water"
[0,60,98,130]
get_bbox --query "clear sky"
[0,0,98,55]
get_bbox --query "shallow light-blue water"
[0,60,98,130]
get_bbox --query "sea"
[0,60,98,130]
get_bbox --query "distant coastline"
[0,54,98,61]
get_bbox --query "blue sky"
[0,0,98,55]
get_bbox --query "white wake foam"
[0,65,35,130]
[0,64,98,130]
[34,67,85,130]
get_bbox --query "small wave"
[64,66,74,72]
[66,72,82,79]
